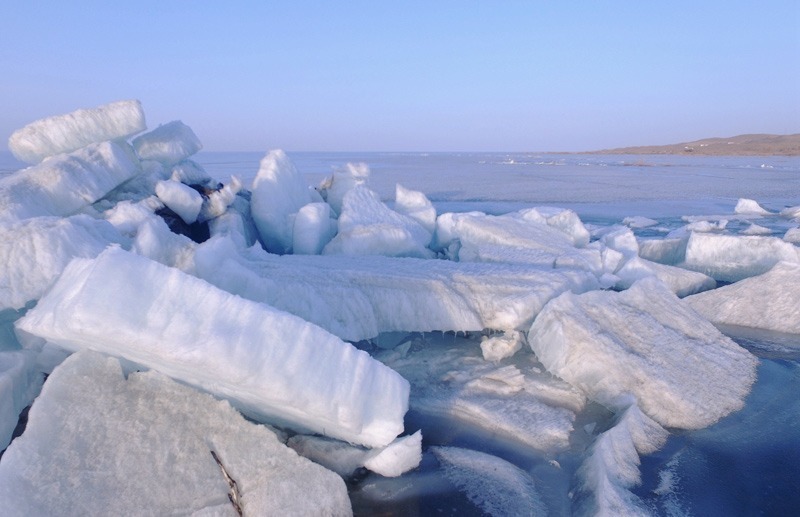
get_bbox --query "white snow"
[0,350,352,515]
[0,141,142,223]
[0,215,128,312]
[686,261,800,336]
[15,247,409,448]
[0,350,43,451]
[741,223,773,236]
[154,179,203,224]
[614,256,716,297]
[783,227,800,244]
[323,185,434,258]
[528,277,758,429]
[431,446,546,516]
[250,149,318,253]
[131,120,202,166]
[318,162,370,216]
[681,232,800,282]
[735,198,772,215]
[8,100,146,164]
[193,235,599,342]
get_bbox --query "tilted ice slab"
[614,256,716,298]
[155,178,203,224]
[250,149,320,254]
[0,350,43,451]
[323,185,434,258]
[0,141,142,223]
[132,120,202,166]
[15,247,409,448]
[0,351,352,515]
[576,400,668,516]
[686,261,800,336]
[680,232,800,282]
[194,236,599,342]
[528,278,758,429]
[734,198,772,215]
[394,184,437,235]
[0,215,128,312]
[378,335,586,453]
[8,100,146,164]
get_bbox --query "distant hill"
[589,134,800,156]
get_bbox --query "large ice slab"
[194,236,599,342]
[132,120,203,166]
[0,350,43,451]
[155,179,203,224]
[250,150,318,253]
[680,232,800,282]
[0,215,127,312]
[686,261,800,336]
[323,185,434,258]
[15,247,409,448]
[8,100,146,164]
[0,351,352,515]
[0,141,142,223]
[614,256,716,297]
[528,277,758,429]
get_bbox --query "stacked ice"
[0,102,791,515]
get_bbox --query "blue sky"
[1,1,798,152]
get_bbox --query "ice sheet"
[194,235,599,342]
[15,247,409,448]
[0,350,351,515]
[8,100,146,164]
[0,141,142,223]
[686,261,800,336]
[528,277,758,429]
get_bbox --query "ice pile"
[1,101,787,514]
[0,351,352,515]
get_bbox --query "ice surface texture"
[0,350,42,451]
[529,277,758,429]
[0,351,352,515]
[686,261,800,335]
[16,247,409,448]
[0,141,142,223]
[8,100,146,164]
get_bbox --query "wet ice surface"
[1,145,799,515]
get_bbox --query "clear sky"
[1,1,798,152]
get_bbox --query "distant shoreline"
[582,133,800,156]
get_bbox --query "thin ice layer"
[0,141,142,223]
[194,235,599,342]
[15,247,409,448]
[431,446,546,516]
[0,215,128,312]
[0,351,352,515]
[8,100,146,164]
[686,261,800,336]
[528,277,758,429]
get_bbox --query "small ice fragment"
[154,179,203,224]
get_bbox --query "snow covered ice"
[1,102,798,514]
[0,350,352,516]
[16,247,409,448]
[8,100,146,164]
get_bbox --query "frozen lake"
[2,147,799,515]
